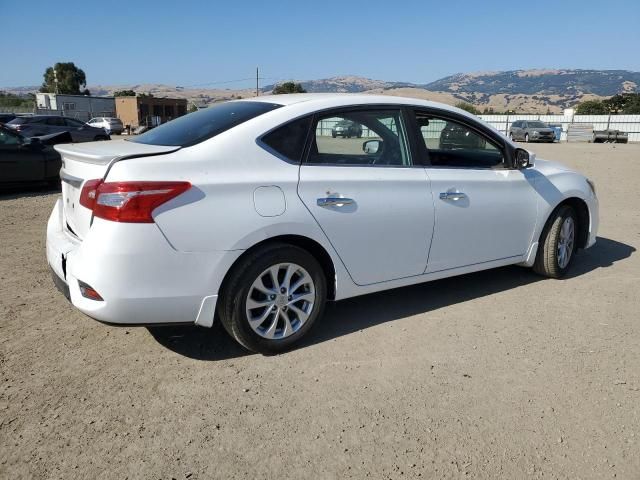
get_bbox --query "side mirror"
[515,148,535,169]
[21,137,40,149]
[363,139,382,154]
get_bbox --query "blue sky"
[3,0,639,88]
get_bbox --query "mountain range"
[4,69,638,114]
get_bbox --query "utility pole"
[256,67,259,97]
[53,66,59,94]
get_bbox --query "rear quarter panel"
[106,123,356,297]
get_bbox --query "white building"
[35,93,116,121]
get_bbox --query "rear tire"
[533,205,577,278]
[525,133,530,143]
[218,243,327,354]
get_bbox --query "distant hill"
[422,69,640,96]
[262,76,413,93]
[3,69,638,114]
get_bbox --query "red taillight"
[79,179,103,210]
[79,180,191,223]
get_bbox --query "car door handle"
[317,196,354,207]
[439,191,467,201]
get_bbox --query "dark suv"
[6,115,110,142]
[509,120,555,143]
[331,120,363,138]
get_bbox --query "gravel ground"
[1,142,639,479]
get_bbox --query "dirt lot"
[1,142,639,479]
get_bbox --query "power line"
[178,76,282,89]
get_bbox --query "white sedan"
[46,94,599,353]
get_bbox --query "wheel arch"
[542,197,590,249]
[219,234,337,301]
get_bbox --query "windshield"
[528,121,548,128]
[130,101,282,147]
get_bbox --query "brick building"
[115,96,188,128]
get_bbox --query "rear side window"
[261,116,312,163]
[130,101,281,147]
[46,117,65,126]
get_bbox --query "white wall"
[479,114,640,142]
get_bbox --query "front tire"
[218,244,327,354]
[524,133,530,143]
[533,205,577,278]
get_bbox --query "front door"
[411,110,539,273]
[297,108,435,285]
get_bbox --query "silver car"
[509,120,555,143]
[87,117,124,135]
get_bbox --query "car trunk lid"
[55,140,180,239]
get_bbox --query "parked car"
[509,120,555,143]
[6,115,110,142]
[87,117,124,135]
[0,125,66,186]
[0,113,17,125]
[47,95,598,354]
[331,119,362,138]
[439,121,486,150]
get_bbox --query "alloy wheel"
[557,217,575,269]
[245,263,316,340]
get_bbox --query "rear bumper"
[46,198,241,327]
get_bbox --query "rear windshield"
[7,116,35,125]
[130,101,281,147]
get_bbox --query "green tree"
[113,89,136,97]
[622,94,640,114]
[575,100,608,115]
[272,82,307,94]
[0,92,35,110]
[455,102,480,115]
[603,93,640,114]
[40,62,89,95]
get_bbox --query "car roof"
[241,93,480,121]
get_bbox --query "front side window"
[65,118,85,127]
[261,116,312,163]
[415,113,504,168]
[307,109,410,166]
[131,101,281,147]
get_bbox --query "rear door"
[297,107,434,285]
[411,109,538,272]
